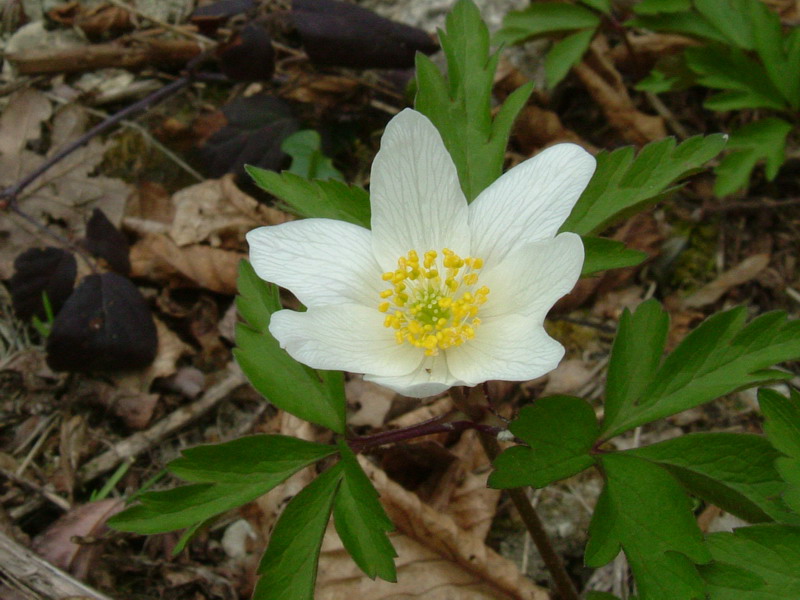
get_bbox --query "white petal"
[269,304,422,376]
[446,314,565,387]
[370,109,470,271]
[247,219,382,308]
[365,354,462,398]
[468,143,595,267]
[479,233,584,321]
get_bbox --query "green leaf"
[693,0,756,50]
[282,130,343,181]
[108,435,336,535]
[627,433,800,524]
[334,443,397,581]
[601,306,800,439]
[545,28,596,89]
[714,118,793,197]
[496,3,600,45]
[586,454,711,599]
[684,46,787,111]
[234,260,347,433]
[633,0,692,14]
[489,396,598,489]
[246,165,370,229]
[580,0,611,14]
[759,388,800,515]
[581,236,648,277]
[415,0,533,201]
[603,299,669,432]
[561,134,726,235]
[750,1,800,108]
[700,524,800,599]
[254,463,344,600]
[630,13,729,44]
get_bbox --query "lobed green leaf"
[254,463,344,600]
[627,433,800,525]
[700,524,800,599]
[333,443,397,581]
[561,134,726,235]
[759,388,800,515]
[234,260,347,433]
[489,396,598,489]
[495,3,600,46]
[246,165,370,229]
[586,454,711,600]
[109,435,336,535]
[601,304,800,439]
[281,130,343,181]
[545,28,595,89]
[581,236,648,277]
[714,118,793,197]
[415,0,532,201]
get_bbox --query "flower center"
[378,249,489,356]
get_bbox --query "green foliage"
[714,118,793,197]
[581,237,648,276]
[281,130,343,181]
[234,260,347,433]
[561,134,727,235]
[634,0,691,14]
[586,453,711,600]
[495,1,603,87]
[254,463,343,600]
[333,444,397,581]
[108,435,337,535]
[495,3,599,46]
[700,524,800,598]
[414,0,533,201]
[246,165,370,229]
[759,388,800,515]
[545,29,595,89]
[600,301,800,439]
[628,433,800,524]
[489,396,598,489]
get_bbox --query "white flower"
[247,109,595,398]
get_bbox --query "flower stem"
[451,387,580,600]
[347,416,502,454]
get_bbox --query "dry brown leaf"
[542,359,597,397]
[130,233,243,294]
[429,430,500,540]
[169,175,291,247]
[0,100,130,278]
[32,498,124,579]
[573,36,666,145]
[683,253,771,308]
[514,105,598,154]
[315,458,548,600]
[386,396,454,429]
[346,376,397,428]
[0,89,51,155]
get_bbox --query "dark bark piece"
[46,273,157,372]
[218,24,276,82]
[85,208,131,275]
[9,247,77,321]
[292,0,438,69]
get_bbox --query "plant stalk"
[451,387,580,600]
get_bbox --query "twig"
[0,466,71,512]
[450,386,581,600]
[78,366,246,483]
[105,0,216,47]
[0,531,116,600]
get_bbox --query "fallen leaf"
[169,175,291,247]
[573,36,666,145]
[315,458,548,600]
[130,233,243,294]
[0,88,51,156]
[32,498,124,579]
[542,359,597,397]
[9,246,77,321]
[683,253,771,308]
[346,377,396,428]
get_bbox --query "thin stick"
[348,418,502,454]
[450,386,581,600]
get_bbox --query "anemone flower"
[247,109,595,398]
